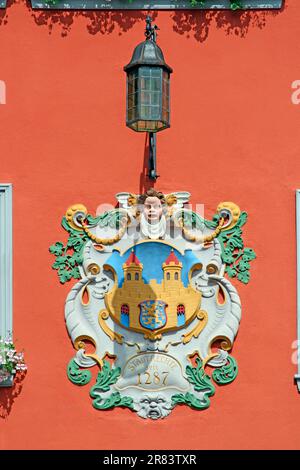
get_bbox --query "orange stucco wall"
[1,0,300,450]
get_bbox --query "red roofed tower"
[123,249,143,282]
[162,249,182,283]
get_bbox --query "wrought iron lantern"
[124,16,173,180]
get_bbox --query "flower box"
[0,337,27,387]
[0,368,13,387]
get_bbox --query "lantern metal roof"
[124,39,173,74]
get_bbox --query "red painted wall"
[0,0,299,450]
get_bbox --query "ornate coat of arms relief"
[50,190,256,419]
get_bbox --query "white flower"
[0,337,27,374]
[7,350,15,359]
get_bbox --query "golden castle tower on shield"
[104,249,201,334]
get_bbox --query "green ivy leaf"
[237,260,250,272]
[49,242,64,256]
[225,266,237,278]
[52,260,65,270]
[72,252,83,264]
[50,216,89,284]
[222,248,235,265]
[203,209,256,285]
[243,248,256,261]
[67,256,77,267]
[58,269,73,284]
[237,270,250,284]
[71,267,81,279]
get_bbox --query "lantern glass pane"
[126,66,170,132]
[141,91,151,105]
[152,78,161,91]
[141,78,151,91]
[127,70,139,124]
[152,92,160,106]
[138,67,163,130]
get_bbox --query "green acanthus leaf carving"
[172,391,211,410]
[67,358,92,386]
[212,355,238,385]
[86,210,125,229]
[186,357,215,395]
[92,360,121,392]
[171,357,215,411]
[179,210,205,231]
[91,391,134,410]
[90,361,133,410]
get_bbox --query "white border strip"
[0,184,12,339]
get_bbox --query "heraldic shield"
[50,189,256,419]
[139,300,168,331]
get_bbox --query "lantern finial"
[145,16,159,43]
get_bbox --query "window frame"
[0,184,13,387]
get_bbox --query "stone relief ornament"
[49,189,256,419]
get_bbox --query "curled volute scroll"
[50,190,255,418]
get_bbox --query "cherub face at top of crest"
[128,190,176,222]
[143,196,163,223]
